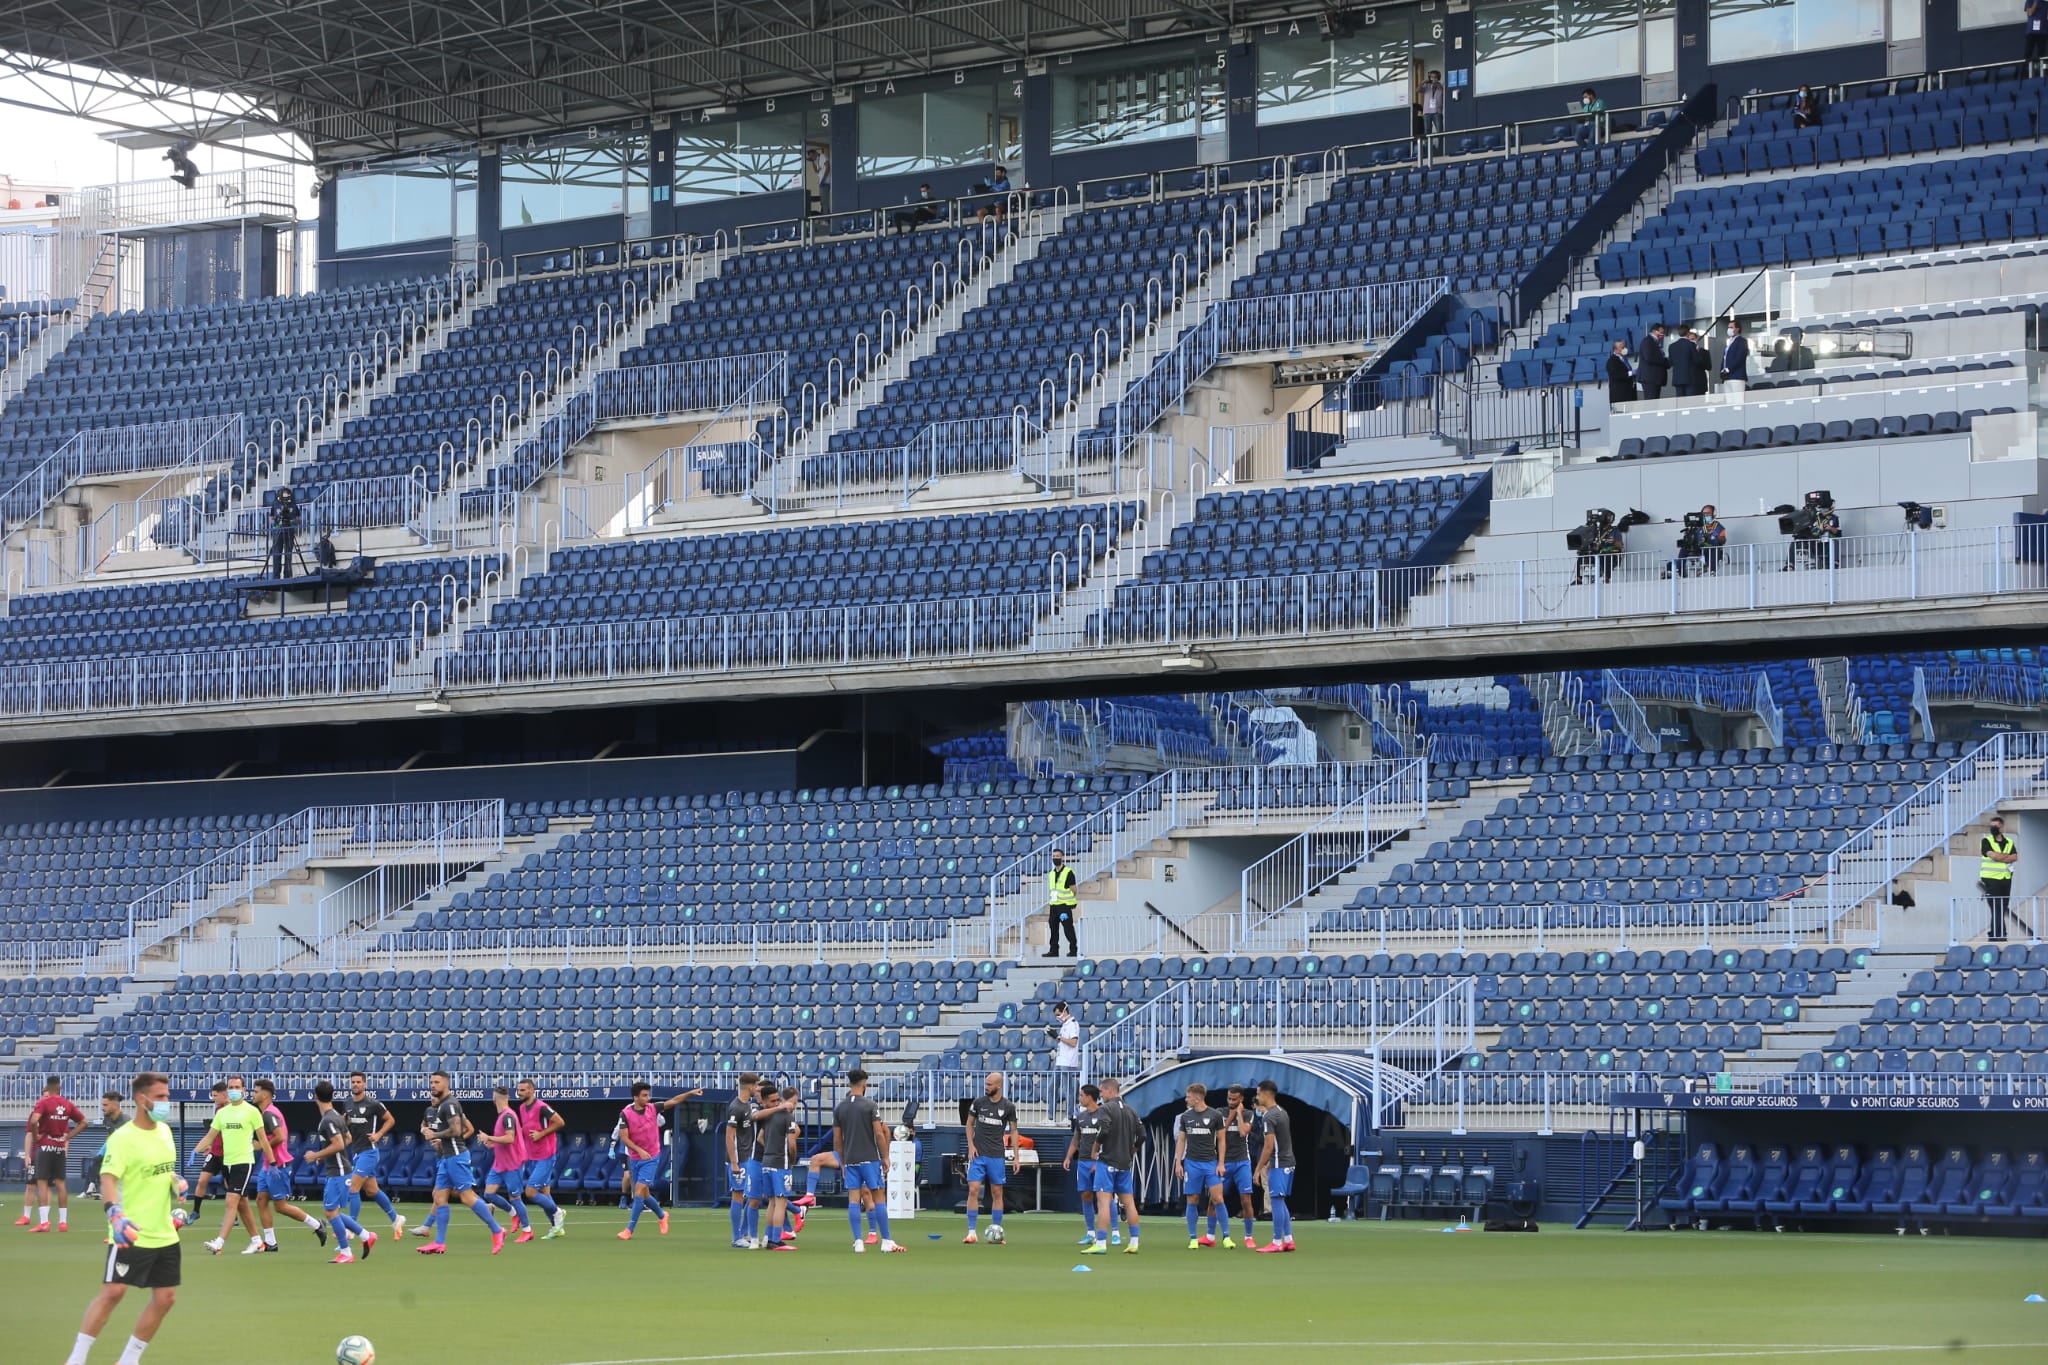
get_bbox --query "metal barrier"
[1948,894,2045,946]
[1233,758,1430,950]
[118,800,503,977]
[1307,899,1861,954]
[312,801,507,945]
[1599,670,1662,755]
[8,522,2048,724]
[594,351,787,423]
[1821,730,2048,939]
[0,414,245,529]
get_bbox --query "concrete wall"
[1483,436,2047,561]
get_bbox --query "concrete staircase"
[1734,947,1948,1070]
[865,962,1067,1078]
[776,205,1079,476]
[0,311,87,414]
[1236,778,1529,954]
[0,981,158,1078]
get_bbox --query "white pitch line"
[553,1341,2031,1365]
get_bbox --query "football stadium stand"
[2,16,2047,1241]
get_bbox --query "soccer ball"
[336,1336,376,1365]
[986,1224,1006,1244]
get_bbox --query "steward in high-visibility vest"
[1980,815,2023,942]
[1045,850,1079,958]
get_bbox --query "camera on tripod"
[1775,489,1834,539]
[1676,511,1707,556]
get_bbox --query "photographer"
[266,488,302,579]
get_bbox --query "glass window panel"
[501,134,649,227]
[1958,0,2007,31]
[1051,47,1222,152]
[856,76,1022,178]
[1708,0,1885,63]
[335,160,474,252]
[1257,19,1415,125]
[673,113,804,205]
[1890,0,1922,43]
[1478,2,1671,96]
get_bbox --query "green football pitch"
[9,1204,2046,1364]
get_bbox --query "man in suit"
[1668,327,1705,398]
[1606,339,1637,405]
[1719,320,1750,399]
[1639,322,1670,401]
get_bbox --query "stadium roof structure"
[0,0,1268,164]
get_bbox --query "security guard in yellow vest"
[1980,815,2026,942]
[1045,848,1080,958]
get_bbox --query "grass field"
[9,1202,2047,1364]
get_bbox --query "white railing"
[1948,894,2044,946]
[8,522,2048,724]
[985,760,1408,958]
[1234,757,1430,950]
[1811,656,1875,746]
[1366,977,1479,1127]
[1076,973,1475,1089]
[1307,898,1868,954]
[119,800,504,977]
[1820,730,2048,939]
[311,800,507,945]
[1600,670,1663,754]
[0,414,245,529]
[594,351,786,422]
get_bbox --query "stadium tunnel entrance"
[1124,1054,1377,1221]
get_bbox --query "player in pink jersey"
[613,1084,703,1241]
[515,1079,566,1239]
[248,1080,327,1253]
[478,1087,532,1242]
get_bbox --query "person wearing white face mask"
[64,1072,189,1365]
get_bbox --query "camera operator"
[1696,504,1726,574]
[1781,491,1841,571]
[266,488,302,579]
[1568,509,1626,585]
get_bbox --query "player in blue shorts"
[1222,1085,1261,1249]
[515,1079,566,1240]
[341,1072,405,1239]
[416,1070,504,1256]
[830,1068,901,1254]
[1174,1083,1228,1249]
[961,1072,1018,1244]
[723,1073,763,1248]
[1088,1077,1142,1254]
[309,1082,375,1264]
[1253,1079,1296,1253]
[1063,1084,1109,1247]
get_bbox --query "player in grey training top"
[1093,1078,1143,1253]
[1221,1084,1262,1248]
[1174,1083,1228,1248]
[962,1072,1018,1243]
[830,1068,900,1253]
[748,1086,799,1250]
[1252,1079,1296,1253]
[723,1073,761,1248]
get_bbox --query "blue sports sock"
[511,1198,530,1229]
[1185,1204,1200,1238]
[483,1191,513,1216]
[347,1191,362,1218]
[1083,1201,1097,1233]
[328,1216,351,1252]
[531,1191,559,1218]
[1127,1218,1140,1241]
[967,1207,979,1233]
[849,1203,863,1238]
[874,1203,890,1240]
[730,1199,744,1239]
[372,1189,398,1224]
[1273,1197,1290,1240]
[627,1196,644,1232]
[767,1215,782,1246]
[745,1204,760,1239]
[471,1201,501,1234]
[991,1208,1003,1228]
[806,1170,821,1197]
[1243,1215,1255,1241]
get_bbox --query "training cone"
[928,1233,943,1240]
[2025,1294,2045,1303]
[1455,1220,1472,1231]
[1072,1264,1094,1272]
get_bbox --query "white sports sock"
[262,1228,277,1246]
[39,1205,50,1222]
[116,1334,149,1365]
[66,1331,95,1365]
[299,1212,320,1228]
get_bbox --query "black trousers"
[1673,382,1702,398]
[1045,904,1078,956]
[1640,376,1664,401]
[1980,877,2026,940]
